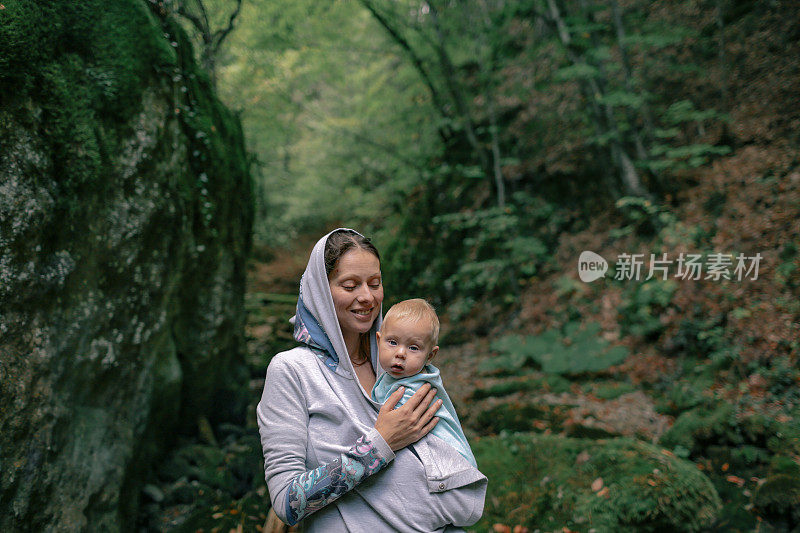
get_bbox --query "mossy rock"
[471,433,721,532]
[660,403,800,458]
[0,1,253,529]
[752,474,800,528]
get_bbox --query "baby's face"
[377,317,438,378]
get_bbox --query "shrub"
[472,403,567,436]
[660,403,800,458]
[619,279,677,340]
[752,474,800,528]
[471,374,571,399]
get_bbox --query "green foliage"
[769,455,800,478]
[646,100,731,171]
[752,474,800,528]
[660,403,800,459]
[382,191,563,315]
[140,427,267,531]
[660,403,737,453]
[481,322,628,376]
[217,0,439,246]
[665,311,746,373]
[759,356,800,405]
[591,380,637,400]
[471,433,721,532]
[655,373,713,416]
[619,279,677,339]
[474,404,562,435]
[471,374,572,400]
[610,197,677,238]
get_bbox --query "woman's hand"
[374,383,442,452]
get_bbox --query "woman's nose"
[355,285,372,301]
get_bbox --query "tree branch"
[358,0,453,140]
[213,0,243,52]
[176,2,208,41]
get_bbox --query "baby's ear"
[376,331,382,342]
[428,346,439,360]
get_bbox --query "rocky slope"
[0,1,253,530]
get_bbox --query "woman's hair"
[324,229,381,366]
[324,229,381,276]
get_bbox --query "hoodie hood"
[290,228,383,380]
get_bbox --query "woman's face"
[328,248,383,346]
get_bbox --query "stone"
[0,1,253,530]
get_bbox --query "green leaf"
[555,62,600,81]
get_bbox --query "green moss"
[471,433,721,532]
[0,1,54,89]
[2,1,173,115]
[1,0,181,223]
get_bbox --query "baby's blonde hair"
[382,298,440,346]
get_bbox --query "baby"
[371,298,477,467]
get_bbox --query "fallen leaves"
[591,476,610,497]
[727,475,746,487]
[492,524,529,533]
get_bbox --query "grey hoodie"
[256,229,487,532]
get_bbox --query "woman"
[257,229,486,532]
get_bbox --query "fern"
[482,322,629,375]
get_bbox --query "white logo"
[578,251,608,282]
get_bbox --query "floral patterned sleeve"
[284,434,388,526]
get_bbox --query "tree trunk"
[546,0,649,198]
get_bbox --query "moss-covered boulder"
[472,433,721,532]
[0,1,253,530]
[660,403,800,458]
